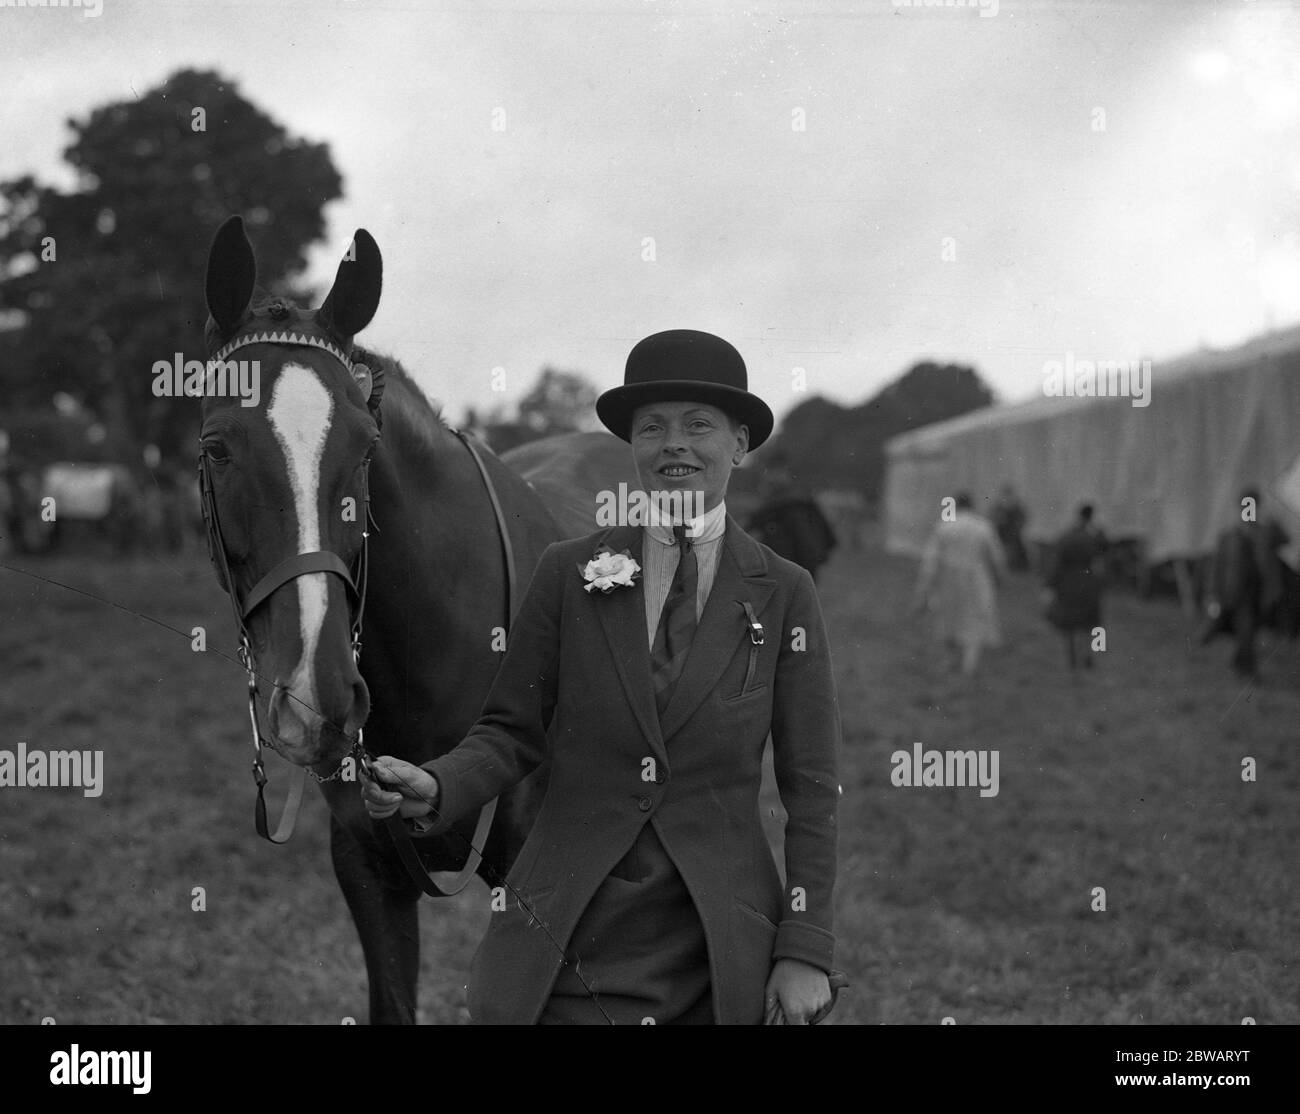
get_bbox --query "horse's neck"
[369,377,476,569]
[361,381,501,728]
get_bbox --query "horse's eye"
[202,442,230,464]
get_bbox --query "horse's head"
[200,215,384,770]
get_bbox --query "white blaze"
[266,364,334,709]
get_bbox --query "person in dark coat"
[747,465,838,583]
[992,484,1029,571]
[1200,487,1291,679]
[1044,503,1108,669]
[362,330,842,1025]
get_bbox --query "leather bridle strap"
[199,436,372,846]
[244,551,363,844]
[241,551,359,621]
[254,755,307,843]
[381,428,517,898]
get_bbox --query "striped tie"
[651,523,698,715]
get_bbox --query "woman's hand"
[763,958,831,1025]
[360,756,438,821]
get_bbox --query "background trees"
[0,68,340,467]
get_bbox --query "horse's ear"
[317,229,382,339]
[205,216,257,337]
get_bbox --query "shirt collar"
[647,497,728,547]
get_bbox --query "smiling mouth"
[658,464,702,478]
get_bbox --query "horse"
[501,429,642,539]
[199,215,562,1023]
[746,495,838,583]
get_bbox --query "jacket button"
[637,796,652,811]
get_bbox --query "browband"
[207,329,356,375]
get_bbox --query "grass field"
[2,542,1298,1024]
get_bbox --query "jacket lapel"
[589,525,665,758]
[658,518,776,743]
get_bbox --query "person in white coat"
[912,492,1007,675]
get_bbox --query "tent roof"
[886,321,1300,457]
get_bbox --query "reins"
[371,429,515,899]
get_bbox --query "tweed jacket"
[421,516,841,1024]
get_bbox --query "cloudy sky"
[4,0,1300,427]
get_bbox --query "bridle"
[198,328,374,843]
[199,327,512,900]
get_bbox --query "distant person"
[156,468,195,555]
[140,474,166,554]
[1200,487,1291,680]
[0,482,12,558]
[747,464,838,583]
[992,484,1029,571]
[912,492,1006,675]
[1044,503,1108,670]
[11,464,51,554]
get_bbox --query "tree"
[517,368,599,436]
[869,361,995,431]
[0,68,342,466]
[763,361,994,500]
[475,367,599,453]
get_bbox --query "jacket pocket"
[724,641,770,703]
[735,897,779,934]
[723,682,769,706]
[726,600,770,701]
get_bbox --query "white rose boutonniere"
[579,546,641,594]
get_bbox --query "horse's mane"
[352,344,451,461]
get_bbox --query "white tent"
[883,324,1300,568]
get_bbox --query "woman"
[1045,503,1107,669]
[362,330,842,1025]
[912,492,1006,675]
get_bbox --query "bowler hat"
[596,329,774,449]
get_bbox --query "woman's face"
[630,400,749,514]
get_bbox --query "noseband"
[199,330,375,842]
